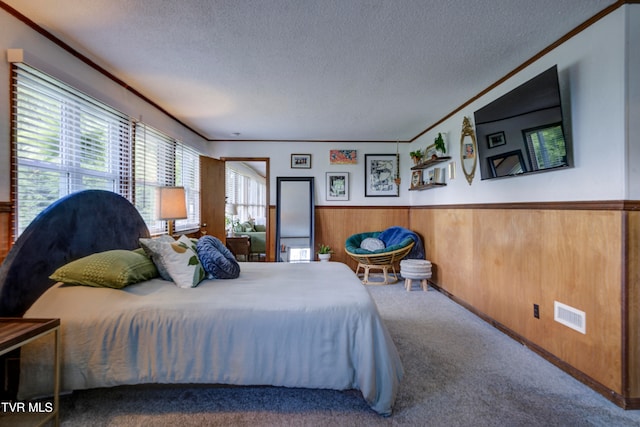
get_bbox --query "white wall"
[0,10,209,201]
[211,140,411,206]
[214,7,634,207]
[627,5,640,200]
[1,6,636,206]
[409,7,628,205]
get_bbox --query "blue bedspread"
[378,226,425,259]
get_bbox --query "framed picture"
[411,170,422,188]
[291,153,311,169]
[487,131,506,148]
[463,140,476,159]
[326,172,349,201]
[329,149,357,165]
[424,144,438,160]
[364,154,399,197]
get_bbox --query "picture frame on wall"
[326,172,349,201]
[364,154,399,197]
[291,153,311,169]
[427,169,435,184]
[487,131,506,148]
[424,144,438,160]
[329,149,357,165]
[411,170,422,188]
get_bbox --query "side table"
[0,318,60,427]
[226,235,251,261]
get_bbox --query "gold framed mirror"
[460,116,477,185]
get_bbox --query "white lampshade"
[226,204,238,216]
[158,187,187,220]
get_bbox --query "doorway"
[223,158,270,261]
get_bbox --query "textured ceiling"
[2,0,617,142]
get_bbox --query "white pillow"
[139,235,176,280]
[360,237,386,251]
[156,235,206,288]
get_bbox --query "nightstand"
[226,235,251,261]
[0,318,60,427]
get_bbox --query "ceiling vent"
[554,301,586,334]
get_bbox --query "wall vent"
[554,301,586,334]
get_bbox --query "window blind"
[12,63,131,236]
[175,144,200,232]
[134,123,200,234]
[134,123,176,235]
[12,62,201,238]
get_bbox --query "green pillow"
[50,249,159,289]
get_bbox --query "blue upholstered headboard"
[0,190,150,316]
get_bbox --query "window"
[134,124,200,235]
[12,63,200,238]
[175,144,201,232]
[134,123,176,235]
[523,123,567,171]
[12,63,130,236]
[225,163,266,225]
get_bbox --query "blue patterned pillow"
[360,237,386,252]
[196,236,240,279]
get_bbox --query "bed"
[0,190,403,416]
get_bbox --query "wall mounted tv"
[474,65,571,180]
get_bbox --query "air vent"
[554,301,586,334]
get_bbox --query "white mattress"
[20,262,403,415]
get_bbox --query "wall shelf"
[409,183,447,191]
[409,156,451,190]
[410,156,451,170]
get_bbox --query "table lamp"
[159,186,187,236]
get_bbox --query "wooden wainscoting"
[268,205,410,266]
[268,206,276,262]
[627,210,640,401]
[315,206,410,269]
[0,202,11,264]
[241,201,640,405]
[410,203,640,406]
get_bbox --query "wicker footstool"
[400,259,432,291]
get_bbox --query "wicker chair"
[345,232,415,285]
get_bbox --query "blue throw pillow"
[196,236,240,279]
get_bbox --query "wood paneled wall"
[0,203,11,264]
[268,206,276,262]
[315,206,410,270]
[268,205,409,266]
[1,200,638,406]
[303,203,639,407]
[627,211,640,401]
[411,207,623,391]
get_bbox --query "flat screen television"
[474,65,571,180]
